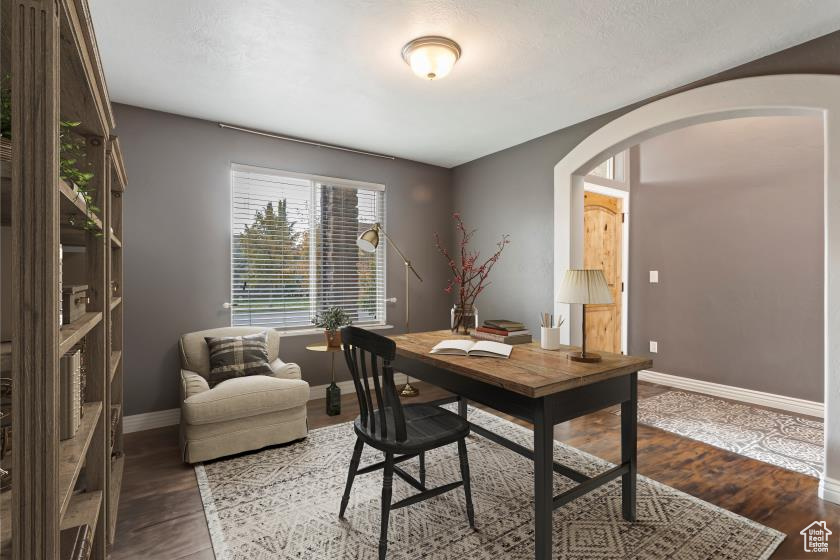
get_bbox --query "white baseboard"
[123,375,403,433]
[123,408,181,433]
[819,476,840,505]
[639,370,824,418]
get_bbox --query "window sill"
[272,324,394,338]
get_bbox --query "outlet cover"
[649,270,659,283]
[649,341,658,353]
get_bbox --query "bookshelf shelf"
[110,232,122,248]
[109,350,122,383]
[61,490,103,532]
[110,296,122,311]
[58,401,103,519]
[59,178,104,232]
[59,312,103,355]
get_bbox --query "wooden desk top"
[390,330,652,398]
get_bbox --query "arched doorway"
[553,74,840,503]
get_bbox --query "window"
[587,151,626,183]
[231,164,386,331]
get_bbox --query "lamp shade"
[357,224,380,253]
[557,269,613,304]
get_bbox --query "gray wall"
[452,30,840,399]
[115,104,453,415]
[629,116,823,401]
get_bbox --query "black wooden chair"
[338,326,475,559]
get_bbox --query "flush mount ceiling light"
[401,36,461,80]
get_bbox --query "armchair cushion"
[182,375,310,425]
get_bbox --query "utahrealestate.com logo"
[801,521,832,553]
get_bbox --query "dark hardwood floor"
[111,381,839,559]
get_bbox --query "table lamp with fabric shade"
[557,269,613,363]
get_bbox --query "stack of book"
[472,320,532,344]
[59,350,82,441]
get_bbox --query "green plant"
[0,74,10,140]
[311,307,352,331]
[59,120,100,235]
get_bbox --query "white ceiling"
[89,1,840,168]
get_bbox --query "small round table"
[306,344,343,416]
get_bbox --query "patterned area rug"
[195,406,784,559]
[624,391,823,478]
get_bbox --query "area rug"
[622,390,823,478]
[195,406,784,559]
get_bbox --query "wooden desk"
[390,330,652,560]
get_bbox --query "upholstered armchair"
[178,327,309,463]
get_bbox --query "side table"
[306,344,343,415]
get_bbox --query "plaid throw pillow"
[204,332,274,388]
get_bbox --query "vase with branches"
[434,213,510,334]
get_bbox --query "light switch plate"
[649,341,658,353]
[649,270,659,283]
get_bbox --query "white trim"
[639,369,824,419]
[583,182,629,354]
[123,408,181,433]
[273,324,394,338]
[308,378,358,399]
[819,476,840,503]
[553,74,840,502]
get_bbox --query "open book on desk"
[430,339,513,359]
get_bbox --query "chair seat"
[354,404,469,453]
[183,375,309,425]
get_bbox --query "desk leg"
[621,372,637,522]
[533,398,553,560]
[458,396,468,418]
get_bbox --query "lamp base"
[567,351,602,363]
[400,381,420,397]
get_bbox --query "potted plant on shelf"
[312,307,352,348]
[59,120,101,235]
[434,212,510,334]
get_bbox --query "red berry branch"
[434,212,510,317]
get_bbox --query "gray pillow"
[204,332,274,388]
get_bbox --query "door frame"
[583,182,629,354]
[552,74,840,502]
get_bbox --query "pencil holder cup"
[540,327,562,350]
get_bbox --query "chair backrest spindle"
[341,326,407,442]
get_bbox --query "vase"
[450,304,478,335]
[324,329,341,348]
[326,381,341,416]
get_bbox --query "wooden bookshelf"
[5,1,127,557]
[58,401,103,518]
[61,490,103,532]
[59,312,103,355]
[108,455,124,542]
[109,350,121,384]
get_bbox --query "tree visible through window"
[231,165,385,330]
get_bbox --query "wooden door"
[583,191,623,353]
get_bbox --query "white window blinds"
[231,164,386,330]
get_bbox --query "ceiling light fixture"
[401,36,461,81]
